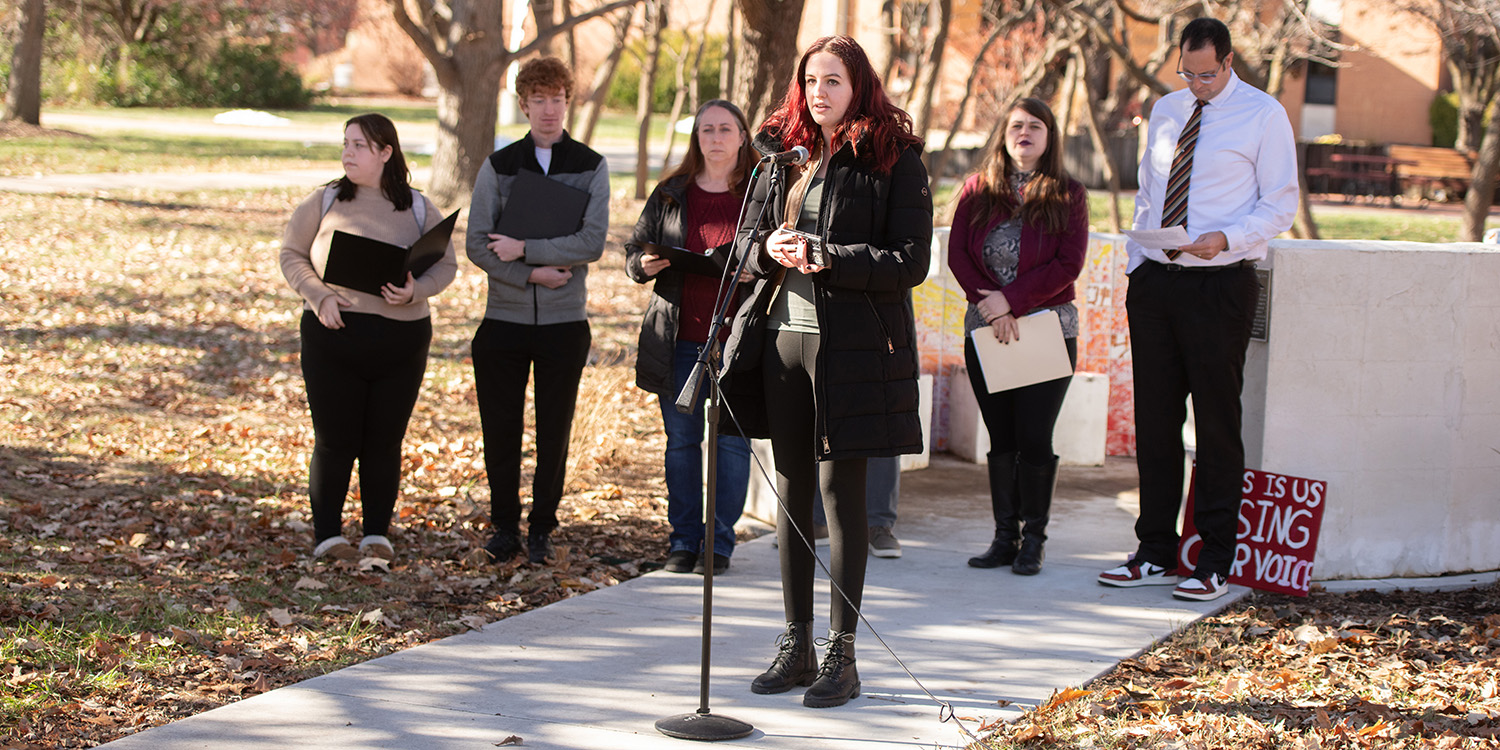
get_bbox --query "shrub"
[606,31,725,114]
[1430,92,1458,148]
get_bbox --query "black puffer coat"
[624,175,728,396]
[720,132,932,461]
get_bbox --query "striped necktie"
[1161,99,1206,261]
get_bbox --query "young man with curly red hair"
[466,56,610,566]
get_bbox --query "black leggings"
[763,329,867,634]
[964,336,1078,466]
[300,311,431,543]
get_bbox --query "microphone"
[759,145,810,167]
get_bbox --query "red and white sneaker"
[1097,559,1179,587]
[1173,573,1229,601]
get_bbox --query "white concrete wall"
[1243,240,1500,579]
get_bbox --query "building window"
[1305,61,1337,106]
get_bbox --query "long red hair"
[759,35,922,175]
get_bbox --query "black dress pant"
[964,336,1078,466]
[763,329,868,634]
[300,311,431,543]
[472,318,592,535]
[1126,261,1258,578]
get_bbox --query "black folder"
[495,169,591,239]
[642,242,728,277]
[323,209,460,296]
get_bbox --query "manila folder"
[969,309,1073,393]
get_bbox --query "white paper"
[1124,226,1191,250]
[969,310,1073,393]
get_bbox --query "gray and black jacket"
[466,131,611,325]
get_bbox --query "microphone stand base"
[655,711,754,741]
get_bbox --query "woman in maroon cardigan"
[949,97,1088,576]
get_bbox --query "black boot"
[1012,455,1058,576]
[968,451,1020,568]
[803,631,859,708]
[750,621,817,694]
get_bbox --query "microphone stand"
[656,159,784,743]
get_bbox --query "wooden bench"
[1388,144,1473,203]
[1306,153,1404,205]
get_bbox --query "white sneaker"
[1173,573,1229,601]
[1097,559,1179,587]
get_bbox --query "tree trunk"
[635,0,666,199]
[4,0,46,125]
[1079,51,1123,231]
[871,0,898,84]
[927,21,1005,185]
[907,0,950,139]
[733,0,807,127]
[659,0,715,172]
[563,0,578,130]
[720,3,737,101]
[429,63,504,208]
[577,9,636,144]
[1462,104,1500,241]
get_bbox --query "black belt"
[1153,259,1256,272]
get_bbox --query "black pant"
[1126,261,1258,578]
[964,336,1078,466]
[763,329,867,634]
[300,311,431,543]
[472,318,592,535]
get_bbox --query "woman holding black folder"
[625,100,758,577]
[279,113,457,563]
[720,36,930,708]
[948,97,1088,577]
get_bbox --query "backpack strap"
[320,184,426,232]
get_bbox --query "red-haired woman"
[721,35,932,708]
[626,100,758,576]
[949,98,1088,577]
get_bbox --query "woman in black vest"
[721,35,931,708]
[626,100,758,576]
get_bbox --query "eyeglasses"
[1177,60,1226,84]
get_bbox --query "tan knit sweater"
[279,185,458,321]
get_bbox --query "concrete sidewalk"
[97,456,1250,749]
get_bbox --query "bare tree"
[388,0,643,207]
[659,0,718,172]
[733,0,807,127]
[635,0,666,198]
[575,8,636,143]
[4,0,46,125]
[907,0,953,138]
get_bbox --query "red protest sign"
[1178,467,1327,597]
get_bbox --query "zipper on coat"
[865,294,894,354]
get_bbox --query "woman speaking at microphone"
[720,35,931,708]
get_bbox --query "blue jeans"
[664,340,751,557]
[814,455,900,528]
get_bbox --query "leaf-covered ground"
[0,186,680,747]
[976,584,1500,749]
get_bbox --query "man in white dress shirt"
[1098,17,1299,601]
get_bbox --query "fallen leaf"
[293,576,328,591]
[266,608,294,627]
[495,736,523,746]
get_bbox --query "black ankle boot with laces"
[750,621,816,694]
[803,630,859,707]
